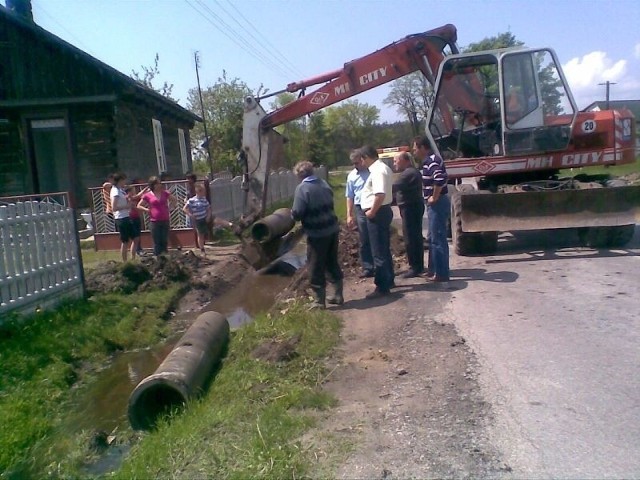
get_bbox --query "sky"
[11,0,640,123]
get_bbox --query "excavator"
[238,24,639,256]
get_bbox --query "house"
[583,100,640,154]
[0,0,201,208]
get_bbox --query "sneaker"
[359,270,374,278]
[424,271,436,280]
[365,288,390,299]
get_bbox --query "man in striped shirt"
[413,136,450,282]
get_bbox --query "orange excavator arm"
[260,24,459,130]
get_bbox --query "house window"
[178,128,188,173]
[152,118,167,174]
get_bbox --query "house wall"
[115,101,193,183]
[0,11,196,206]
[71,103,118,206]
[0,114,26,196]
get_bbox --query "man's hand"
[427,196,439,206]
[346,215,356,229]
[365,209,375,220]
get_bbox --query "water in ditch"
[71,243,306,474]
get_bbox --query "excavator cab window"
[501,49,576,155]
[428,54,502,159]
[427,47,577,160]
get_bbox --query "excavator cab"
[427,47,577,160]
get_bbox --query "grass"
[0,288,181,478]
[114,304,342,479]
[560,157,640,179]
[1,189,353,478]
[0,299,345,478]
[329,170,348,220]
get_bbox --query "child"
[183,183,212,254]
[125,183,149,257]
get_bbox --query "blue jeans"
[365,204,395,291]
[355,205,374,273]
[427,195,450,279]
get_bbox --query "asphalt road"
[445,226,640,478]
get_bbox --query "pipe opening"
[251,223,270,242]
[129,383,187,430]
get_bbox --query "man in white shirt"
[360,145,395,298]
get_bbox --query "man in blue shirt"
[346,150,374,278]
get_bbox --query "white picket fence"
[0,193,84,320]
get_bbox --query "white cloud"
[562,51,633,108]
[635,43,640,59]
[563,51,627,89]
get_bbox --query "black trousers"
[307,231,343,289]
[150,220,169,256]
[399,201,425,273]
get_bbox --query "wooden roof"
[0,6,201,124]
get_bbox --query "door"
[27,118,71,195]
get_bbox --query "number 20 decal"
[582,120,596,133]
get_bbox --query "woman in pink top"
[137,176,176,256]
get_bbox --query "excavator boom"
[260,24,458,130]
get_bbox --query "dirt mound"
[85,251,208,295]
[85,249,252,314]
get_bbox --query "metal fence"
[88,166,327,235]
[0,193,84,320]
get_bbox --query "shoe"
[427,276,449,283]
[400,270,422,279]
[365,288,390,299]
[424,271,435,280]
[359,270,374,278]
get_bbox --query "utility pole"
[194,52,214,177]
[598,81,617,110]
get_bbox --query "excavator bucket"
[459,185,640,233]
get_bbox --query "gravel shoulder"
[306,272,510,479]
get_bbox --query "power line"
[185,0,296,82]
[218,0,304,79]
[32,3,96,56]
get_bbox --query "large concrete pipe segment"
[251,208,295,243]
[128,311,230,430]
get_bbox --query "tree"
[323,100,380,167]
[131,53,175,100]
[384,72,433,136]
[186,72,253,175]
[462,32,523,52]
[307,111,332,166]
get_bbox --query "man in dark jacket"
[393,151,425,278]
[291,161,343,309]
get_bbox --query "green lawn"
[2,199,350,478]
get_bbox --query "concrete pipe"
[128,311,230,430]
[251,208,295,243]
